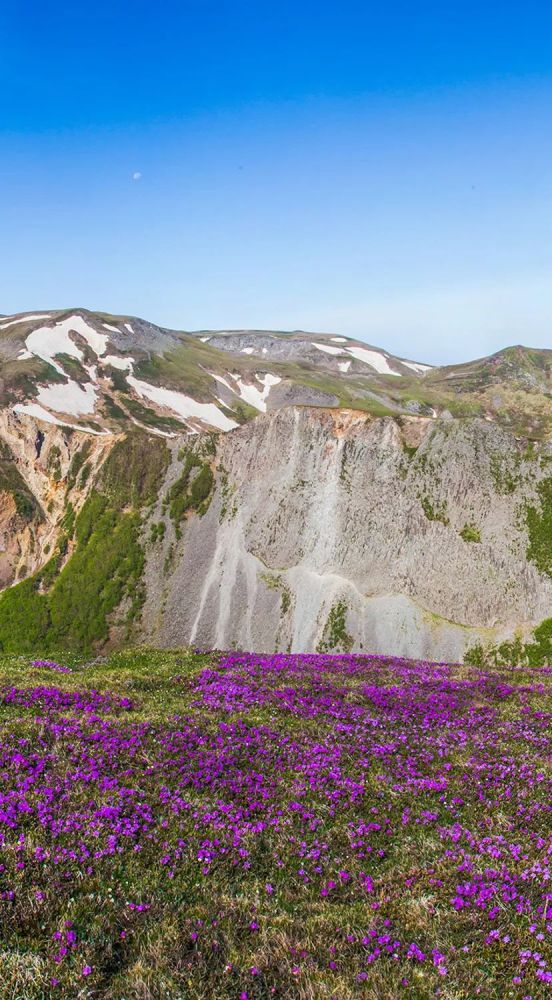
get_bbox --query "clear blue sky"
[1,1,552,364]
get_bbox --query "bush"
[460,522,481,543]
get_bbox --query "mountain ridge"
[3,306,552,439]
[0,307,552,664]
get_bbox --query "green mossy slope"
[0,440,41,521]
[0,432,169,655]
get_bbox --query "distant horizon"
[1,303,549,369]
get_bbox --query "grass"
[459,522,481,543]
[0,494,143,653]
[0,357,66,407]
[98,432,169,509]
[133,338,225,400]
[0,648,549,999]
[120,395,186,433]
[66,441,92,489]
[466,615,552,668]
[419,494,449,526]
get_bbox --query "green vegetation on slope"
[317,599,353,653]
[459,522,481,543]
[490,452,522,495]
[420,494,449,526]
[465,615,552,667]
[133,337,221,399]
[0,432,169,654]
[99,432,169,508]
[167,446,215,535]
[2,649,547,999]
[120,395,185,433]
[66,440,92,489]
[0,440,40,521]
[524,475,552,576]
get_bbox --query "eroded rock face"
[0,404,549,660]
[0,410,112,585]
[139,408,552,660]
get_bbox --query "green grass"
[66,441,92,488]
[466,614,552,668]
[459,522,481,543]
[121,395,186,432]
[0,356,66,407]
[0,650,549,999]
[133,338,225,400]
[419,494,449,526]
[0,494,143,653]
[56,353,91,382]
[99,432,169,509]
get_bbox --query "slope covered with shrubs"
[0,433,168,654]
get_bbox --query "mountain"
[0,307,551,665]
[0,308,438,436]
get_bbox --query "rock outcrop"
[139,408,551,660]
[1,307,552,660]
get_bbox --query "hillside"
[0,309,552,663]
[0,308,437,435]
[0,648,550,998]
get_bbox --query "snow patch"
[0,313,51,331]
[401,360,433,374]
[124,323,135,335]
[331,337,347,343]
[103,323,121,333]
[36,379,98,416]
[346,346,401,376]
[338,360,351,373]
[25,315,109,375]
[200,337,210,342]
[314,342,343,356]
[241,347,254,354]
[101,354,134,370]
[13,402,106,435]
[231,372,281,412]
[208,371,234,392]
[256,372,281,388]
[128,416,175,438]
[127,375,238,431]
[17,349,34,361]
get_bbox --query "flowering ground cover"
[0,649,550,999]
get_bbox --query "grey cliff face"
[139,407,550,660]
[1,307,551,660]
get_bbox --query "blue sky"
[1,1,552,364]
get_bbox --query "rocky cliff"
[0,404,550,662]
[138,407,551,662]
[1,309,552,663]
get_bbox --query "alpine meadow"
[2,1,552,997]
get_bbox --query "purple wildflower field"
[0,648,550,998]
